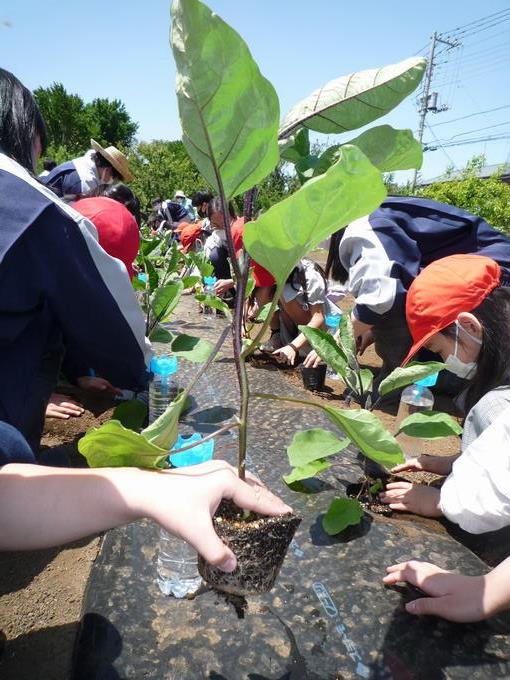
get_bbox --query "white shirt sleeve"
[440,404,510,534]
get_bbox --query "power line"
[429,104,510,127]
[441,8,510,36]
[424,123,457,166]
[448,121,510,139]
[424,133,510,151]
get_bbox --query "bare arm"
[0,461,291,571]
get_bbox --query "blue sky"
[1,0,509,182]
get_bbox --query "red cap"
[402,254,501,365]
[73,197,139,279]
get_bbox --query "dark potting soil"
[198,500,302,595]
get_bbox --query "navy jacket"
[0,153,151,447]
[340,196,510,324]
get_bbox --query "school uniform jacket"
[0,152,151,441]
[42,150,99,198]
[339,197,510,325]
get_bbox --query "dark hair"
[441,286,510,413]
[151,197,162,207]
[191,190,213,207]
[286,259,327,307]
[207,197,237,220]
[91,151,122,180]
[43,158,56,171]
[94,182,141,226]
[0,68,47,170]
[325,229,349,283]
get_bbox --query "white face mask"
[444,321,482,380]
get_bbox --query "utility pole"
[412,32,459,191]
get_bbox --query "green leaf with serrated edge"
[171,0,280,199]
[182,275,201,289]
[141,238,161,257]
[141,390,188,450]
[78,420,169,469]
[244,146,386,286]
[279,57,426,138]
[283,460,331,486]
[323,406,404,468]
[112,400,147,432]
[397,411,463,439]
[378,361,447,397]
[195,293,231,316]
[299,326,349,376]
[278,127,310,162]
[287,428,349,467]
[152,281,184,322]
[171,333,214,363]
[313,126,422,178]
[149,325,174,343]
[322,498,364,535]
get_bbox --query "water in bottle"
[324,312,342,380]
[202,276,217,314]
[395,374,436,459]
[156,434,215,598]
[149,355,179,423]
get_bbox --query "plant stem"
[169,420,239,454]
[240,282,284,359]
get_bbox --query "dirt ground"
[0,388,116,680]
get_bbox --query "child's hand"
[272,344,297,366]
[213,279,234,296]
[77,376,122,395]
[379,482,442,517]
[391,455,454,476]
[302,350,322,368]
[46,393,84,419]
[383,561,488,622]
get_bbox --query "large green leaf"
[283,459,331,486]
[299,326,349,375]
[339,313,356,358]
[287,428,349,467]
[140,237,161,257]
[171,333,214,363]
[358,368,374,395]
[78,420,169,469]
[313,126,422,178]
[185,251,214,278]
[149,325,174,343]
[322,498,364,535]
[243,146,386,285]
[397,411,463,439]
[378,361,447,397]
[152,281,184,322]
[194,293,231,317]
[171,0,280,198]
[279,57,426,138]
[141,390,188,450]
[323,406,404,468]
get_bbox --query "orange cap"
[402,254,501,365]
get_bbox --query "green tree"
[85,98,138,148]
[419,155,510,233]
[128,140,203,212]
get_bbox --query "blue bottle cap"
[203,276,217,286]
[416,373,438,388]
[169,433,215,467]
[150,354,178,376]
[138,273,148,283]
[325,313,342,329]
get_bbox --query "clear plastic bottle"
[202,276,217,315]
[324,312,342,380]
[395,375,436,459]
[156,429,214,598]
[148,355,179,423]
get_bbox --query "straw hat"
[90,139,134,182]
[174,189,186,199]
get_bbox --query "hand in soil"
[302,349,321,368]
[379,482,442,517]
[272,344,297,366]
[147,461,293,573]
[391,454,458,477]
[383,560,489,622]
[76,375,122,395]
[46,393,84,419]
